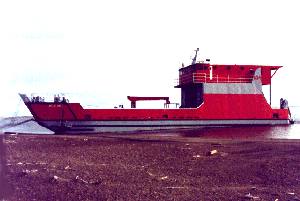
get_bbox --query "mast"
[191,48,199,65]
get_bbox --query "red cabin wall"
[201,94,273,119]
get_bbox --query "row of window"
[85,115,200,120]
[86,114,280,120]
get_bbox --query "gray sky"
[1,0,300,117]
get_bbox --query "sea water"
[1,107,300,139]
[1,116,54,134]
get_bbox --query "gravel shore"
[2,132,300,200]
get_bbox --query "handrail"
[176,73,253,85]
[19,93,69,103]
[193,73,253,83]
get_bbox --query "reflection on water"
[174,124,300,139]
[136,123,300,139]
[269,123,300,139]
[2,117,54,134]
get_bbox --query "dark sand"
[2,132,300,200]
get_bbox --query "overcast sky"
[1,0,300,117]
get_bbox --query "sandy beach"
[1,132,300,200]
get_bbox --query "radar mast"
[191,48,199,65]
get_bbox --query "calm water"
[1,107,300,139]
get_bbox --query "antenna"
[191,48,199,65]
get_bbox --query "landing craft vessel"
[19,49,292,134]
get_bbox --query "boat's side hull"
[38,119,290,134]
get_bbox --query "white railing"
[193,73,253,83]
[19,93,69,103]
[196,73,253,83]
[175,73,253,85]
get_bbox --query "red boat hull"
[19,63,292,134]
[23,93,290,134]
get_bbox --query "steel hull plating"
[39,119,290,134]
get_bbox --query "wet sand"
[2,133,300,200]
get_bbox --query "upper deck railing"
[19,93,69,103]
[175,73,253,86]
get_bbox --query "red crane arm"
[127,96,170,104]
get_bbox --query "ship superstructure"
[19,50,291,134]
